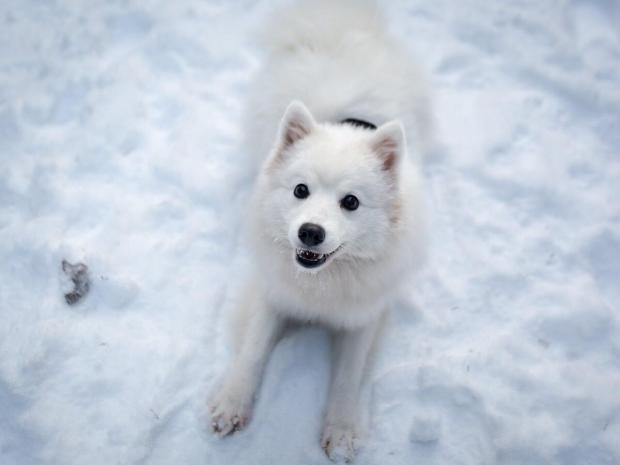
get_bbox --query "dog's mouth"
[295,246,342,269]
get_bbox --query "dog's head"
[256,101,406,273]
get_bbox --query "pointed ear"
[370,120,406,173]
[278,100,316,151]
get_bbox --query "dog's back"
[244,0,431,166]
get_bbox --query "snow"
[409,411,441,444]
[1,0,619,464]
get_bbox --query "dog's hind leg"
[321,317,383,462]
[209,292,283,436]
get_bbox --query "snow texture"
[1,1,619,464]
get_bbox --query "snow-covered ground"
[1,1,619,464]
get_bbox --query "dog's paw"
[321,423,360,463]
[208,386,252,437]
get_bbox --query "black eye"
[340,194,359,211]
[294,183,310,199]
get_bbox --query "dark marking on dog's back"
[340,118,377,131]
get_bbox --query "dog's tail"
[250,0,435,161]
[258,0,386,55]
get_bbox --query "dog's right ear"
[370,120,406,175]
[277,100,316,154]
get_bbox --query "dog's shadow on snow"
[207,325,332,463]
[391,296,424,326]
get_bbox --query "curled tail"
[258,0,386,55]
[247,0,434,163]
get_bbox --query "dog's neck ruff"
[340,118,377,130]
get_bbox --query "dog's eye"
[294,183,310,199]
[340,194,359,211]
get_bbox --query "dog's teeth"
[297,249,323,261]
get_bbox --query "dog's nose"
[298,223,325,246]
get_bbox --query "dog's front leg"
[209,299,282,436]
[322,319,381,462]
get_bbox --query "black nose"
[298,223,325,246]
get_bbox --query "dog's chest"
[264,273,388,329]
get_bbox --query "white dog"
[209,0,430,461]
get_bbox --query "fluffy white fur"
[243,0,432,167]
[210,0,430,461]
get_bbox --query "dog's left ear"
[370,121,406,173]
[278,100,316,152]
[267,101,316,169]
